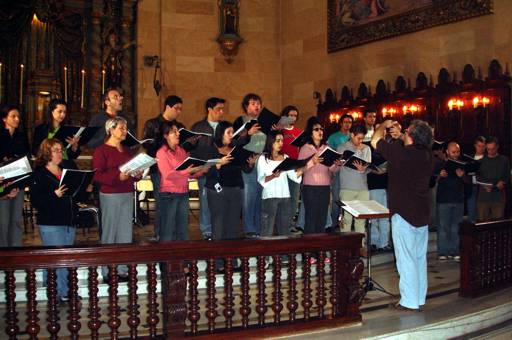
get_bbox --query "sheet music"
[65,126,85,149]
[341,200,389,217]
[119,153,157,173]
[475,180,493,188]
[0,156,33,179]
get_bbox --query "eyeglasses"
[313,127,324,132]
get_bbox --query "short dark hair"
[164,95,183,110]
[338,113,353,128]
[103,87,121,105]
[281,105,299,117]
[350,124,367,136]
[363,109,376,118]
[46,98,67,129]
[158,120,181,148]
[474,135,486,144]
[241,93,261,113]
[213,120,232,147]
[407,119,433,148]
[485,136,499,146]
[205,97,226,113]
[304,116,326,147]
[0,105,21,121]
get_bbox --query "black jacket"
[190,119,216,160]
[30,166,78,226]
[32,123,81,163]
[87,110,135,149]
[0,127,30,163]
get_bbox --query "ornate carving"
[217,0,243,63]
[328,0,493,53]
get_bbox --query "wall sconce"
[143,55,161,96]
[472,96,490,108]
[329,113,341,123]
[402,104,420,114]
[381,107,397,117]
[217,0,243,64]
[349,111,362,120]
[447,98,464,110]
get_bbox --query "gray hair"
[408,119,433,148]
[105,116,127,135]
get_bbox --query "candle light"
[19,64,24,105]
[101,69,105,95]
[64,66,68,102]
[80,69,85,109]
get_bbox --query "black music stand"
[341,200,396,300]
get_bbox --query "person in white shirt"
[257,131,303,237]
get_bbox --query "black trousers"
[302,185,330,234]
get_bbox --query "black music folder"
[460,154,481,175]
[318,147,343,167]
[432,140,447,152]
[272,155,313,173]
[122,131,154,148]
[178,128,212,145]
[257,107,281,135]
[341,150,371,170]
[59,169,96,197]
[229,146,256,166]
[53,126,101,146]
[290,130,309,148]
[0,174,32,197]
[233,119,258,139]
[175,157,217,171]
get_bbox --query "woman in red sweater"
[92,116,140,282]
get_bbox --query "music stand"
[341,200,396,299]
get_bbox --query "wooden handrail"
[460,219,512,298]
[0,233,365,339]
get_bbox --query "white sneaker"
[438,255,448,260]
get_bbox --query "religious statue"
[102,28,135,87]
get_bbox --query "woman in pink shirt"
[299,117,342,235]
[156,121,208,242]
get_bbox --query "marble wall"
[136,0,281,135]
[136,0,511,132]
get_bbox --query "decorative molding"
[328,0,493,53]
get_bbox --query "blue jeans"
[288,179,301,227]
[150,171,161,237]
[159,192,189,241]
[369,189,390,248]
[197,176,212,237]
[39,225,76,298]
[437,202,463,256]
[242,170,262,234]
[392,214,428,310]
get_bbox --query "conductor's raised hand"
[54,184,68,197]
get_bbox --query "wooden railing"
[460,219,512,298]
[0,233,364,339]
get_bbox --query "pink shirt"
[156,144,204,193]
[299,144,339,186]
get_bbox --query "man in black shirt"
[372,119,434,312]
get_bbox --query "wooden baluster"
[188,260,200,334]
[67,267,81,338]
[301,253,312,320]
[46,268,60,339]
[330,250,339,317]
[5,270,19,339]
[107,265,121,339]
[239,257,251,328]
[287,254,298,322]
[223,258,235,329]
[161,260,186,338]
[146,263,159,338]
[272,255,283,324]
[87,266,101,340]
[316,251,327,318]
[127,264,140,339]
[205,258,218,332]
[25,269,40,339]
[256,256,267,325]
